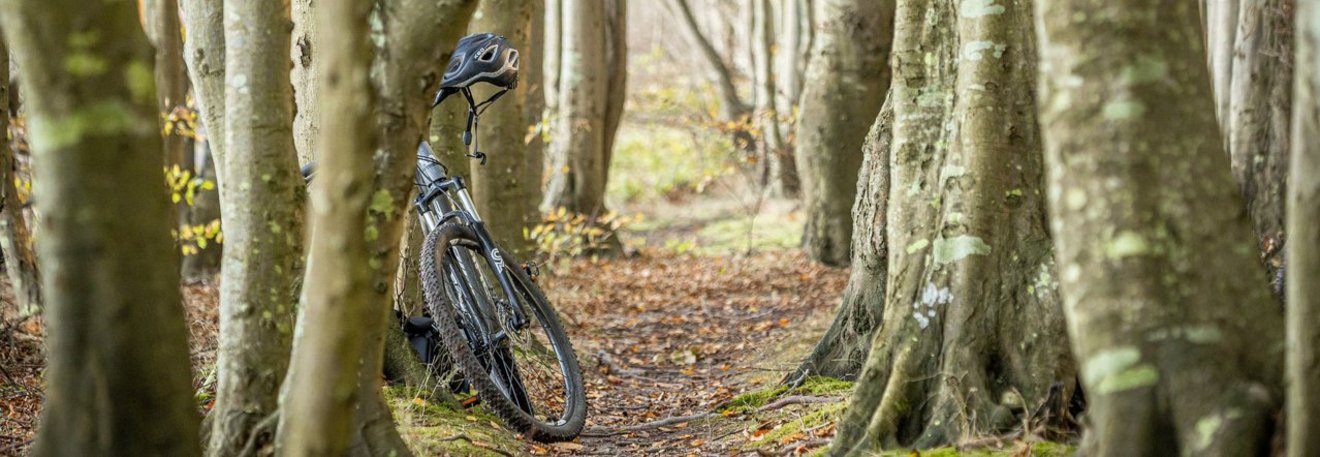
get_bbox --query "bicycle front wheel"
[419,222,586,441]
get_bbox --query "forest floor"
[0,196,1071,456]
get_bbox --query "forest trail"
[541,251,848,456]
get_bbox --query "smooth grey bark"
[276,0,376,453]
[601,0,626,188]
[1208,0,1239,130]
[181,0,226,169]
[0,37,39,315]
[790,96,891,381]
[525,0,547,220]
[208,0,306,454]
[541,0,617,215]
[831,0,1073,452]
[1228,0,1293,288]
[543,0,562,154]
[145,0,189,169]
[1036,1,1283,455]
[291,0,318,165]
[794,0,893,267]
[353,2,477,454]
[469,0,538,257]
[0,0,201,454]
[1287,2,1320,454]
[751,0,798,197]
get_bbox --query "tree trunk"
[793,0,893,267]
[600,0,626,187]
[208,0,306,454]
[469,0,538,257]
[790,96,891,381]
[525,0,547,221]
[0,0,201,454]
[543,0,562,148]
[144,0,191,234]
[276,0,376,452]
[668,0,749,121]
[542,0,612,215]
[777,0,805,116]
[1208,0,1240,130]
[182,139,223,280]
[1287,3,1320,454]
[180,0,226,167]
[291,0,317,165]
[830,0,1074,452]
[0,37,40,316]
[752,0,799,198]
[1036,1,1284,455]
[1227,0,1293,291]
[354,2,477,455]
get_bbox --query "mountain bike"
[302,35,586,442]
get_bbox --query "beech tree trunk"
[353,2,477,454]
[179,0,225,282]
[601,0,626,187]
[790,97,891,381]
[1036,1,1284,455]
[1208,0,1239,130]
[276,0,376,452]
[1287,3,1320,454]
[469,0,538,257]
[794,0,893,267]
[207,0,306,454]
[1228,0,1293,289]
[829,0,1074,452]
[144,0,189,167]
[0,37,40,315]
[291,0,318,165]
[180,0,226,165]
[541,0,620,215]
[525,1,547,219]
[0,0,201,454]
[751,0,799,197]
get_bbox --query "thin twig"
[580,412,716,437]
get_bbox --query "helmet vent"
[478,45,499,62]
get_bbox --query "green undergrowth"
[385,385,524,457]
[719,376,854,414]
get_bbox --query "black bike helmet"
[441,33,519,90]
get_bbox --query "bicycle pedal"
[460,395,481,409]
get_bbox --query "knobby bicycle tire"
[419,222,587,441]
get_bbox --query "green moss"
[746,402,847,449]
[719,377,853,414]
[870,441,1075,456]
[789,377,854,395]
[385,386,524,457]
[720,385,789,414]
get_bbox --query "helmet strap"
[459,87,511,167]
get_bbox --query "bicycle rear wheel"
[420,222,586,441]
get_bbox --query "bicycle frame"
[412,141,529,356]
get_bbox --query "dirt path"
[535,251,849,456]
